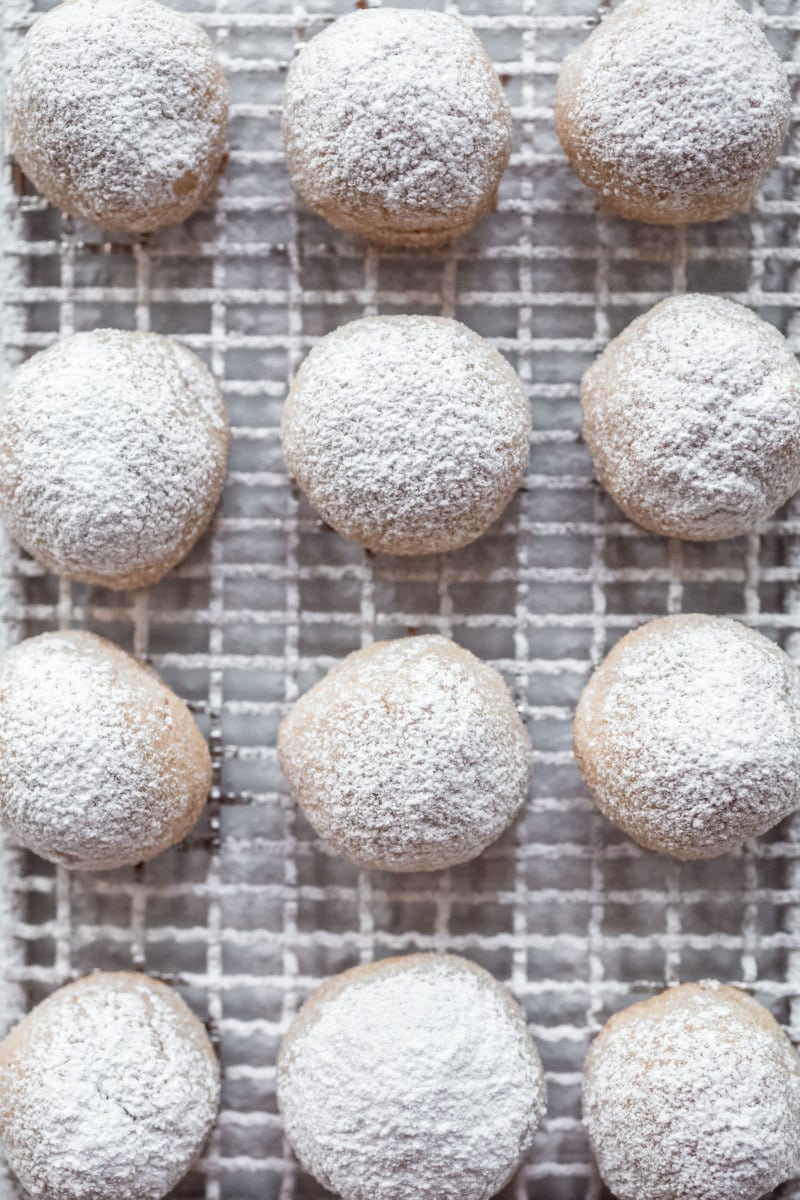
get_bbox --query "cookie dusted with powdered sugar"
[583,982,800,1200]
[555,0,790,225]
[282,8,512,247]
[0,329,229,590]
[582,296,800,541]
[278,954,546,1200]
[0,631,211,871]
[278,636,531,873]
[574,615,800,859]
[0,972,220,1200]
[281,316,530,557]
[7,0,229,232]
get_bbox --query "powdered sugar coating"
[282,8,512,247]
[0,329,229,590]
[555,0,790,225]
[0,972,220,1200]
[582,296,800,541]
[0,631,211,871]
[8,0,229,233]
[281,316,530,556]
[583,982,800,1200]
[573,614,800,860]
[278,953,546,1200]
[278,635,531,872]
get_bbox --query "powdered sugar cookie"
[282,8,512,246]
[0,329,229,591]
[278,635,531,873]
[278,954,546,1200]
[583,982,800,1200]
[582,296,800,541]
[555,0,789,225]
[0,630,211,871]
[281,316,530,557]
[0,972,220,1200]
[7,0,229,232]
[574,615,800,859]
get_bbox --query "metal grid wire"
[3,0,800,1196]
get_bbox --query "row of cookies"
[8,0,792,240]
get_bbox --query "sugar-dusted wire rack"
[3,0,800,1196]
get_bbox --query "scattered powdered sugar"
[0,630,211,871]
[556,0,790,223]
[0,329,229,590]
[278,954,546,1200]
[8,0,229,232]
[281,316,531,556]
[574,615,800,859]
[282,8,512,243]
[583,982,800,1200]
[0,972,220,1200]
[278,635,531,872]
[582,295,800,541]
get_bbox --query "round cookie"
[282,8,512,247]
[0,329,229,590]
[7,0,229,233]
[0,630,211,871]
[581,296,800,541]
[278,635,531,873]
[281,316,530,556]
[573,614,800,859]
[583,982,800,1200]
[0,972,220,1200]
[278,953,546,1200]
[555,0,790,225]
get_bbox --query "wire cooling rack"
[3,0,800,1197]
